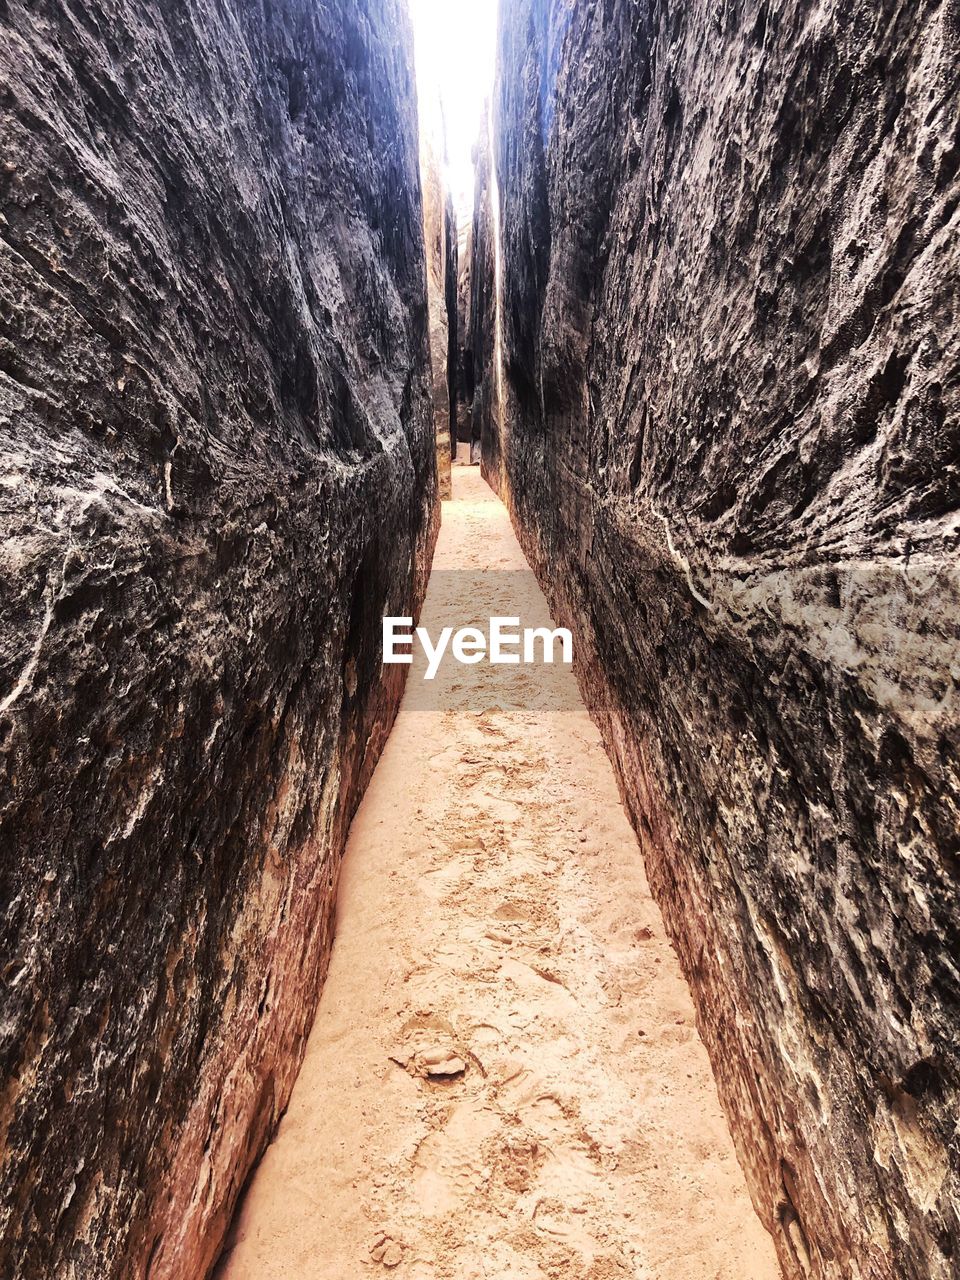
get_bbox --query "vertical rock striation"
[444,192,459,474]
[489,1,960,1278]
[455,220,475,459]
[0,1,436,1277]
[469,119,500,472]
[419,104,458,498]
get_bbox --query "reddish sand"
[217,467,780,1279]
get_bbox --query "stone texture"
[455,219,474,449]
[419,106,457,499]
[443,193,459,471]
[468,119,500,471]
[488,2,960,1278]
[0,2,436,1277]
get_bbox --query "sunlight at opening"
[408,0,500,225]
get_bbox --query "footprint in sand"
[389,1012,468,1081]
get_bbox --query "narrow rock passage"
[217,470,779,1280]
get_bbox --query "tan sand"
[216,468,780,1280]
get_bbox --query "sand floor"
[216,467,780,1280]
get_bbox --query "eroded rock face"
[489,2,960,1277]
[0,2,436,1277]
[455,220,474,453]
[420,117,457,499]
[468,120,500,471]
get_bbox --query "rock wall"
[0,2,436,1277]
[469,119,500,472]
[489,1,960,1277]
[455,220,474,452]
[444,191,459,471]
[420,113,457,499]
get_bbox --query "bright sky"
[408,0,500,225]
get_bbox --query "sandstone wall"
[420,119,457,498]
[455,220,474,450]
[443,191,459,467]
[489,1,960,1277]
[469,120,500,472]
[0,2,436,1277]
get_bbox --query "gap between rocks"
[214,468,779,1280]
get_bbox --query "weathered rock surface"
[0,2,436,1277]
[468,119,500,471]
[455,219,474,451]
[419,108,457,499]
[489,2,960,1278]
[443,194,459,472]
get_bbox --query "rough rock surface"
[0,2,436,1278]
[419,112,457,498]
[443,194,459,471]
[455,220,474,450]
[489,2,960,1278]
[468,120,500,471]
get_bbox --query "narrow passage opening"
[216,468,780,1279]
[213,5,782,1277]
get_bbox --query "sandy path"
[217,469,779,1280]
